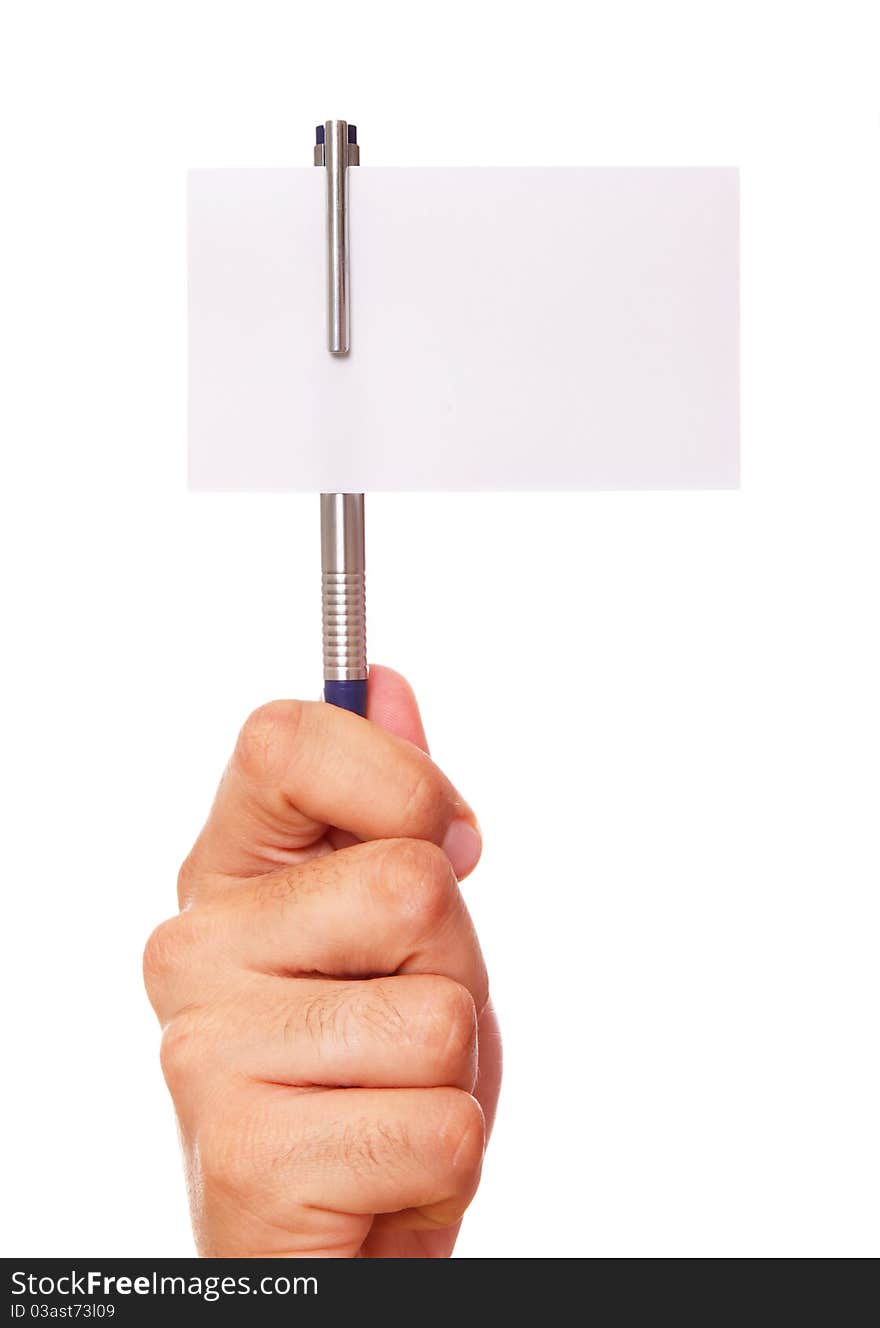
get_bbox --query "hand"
[143,667,501,1258]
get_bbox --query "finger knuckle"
[197,1098,303,1205]
[143,911,207,996]
[196,1111,255,1196]
[419,979,477,1084]
[376,838,456,934]
[235,700,305,784]
[142,916,185,991]
[399,761,445,831]
[159,1008,206,1087]
[435,1089,486,1182]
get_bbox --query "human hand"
[143,667,501,1258]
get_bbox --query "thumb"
[366,665,430,754]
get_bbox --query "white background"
[1,0,878,1258]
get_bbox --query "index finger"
[183,698,480,883]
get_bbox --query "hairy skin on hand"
[144,666,501,1258]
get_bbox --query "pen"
[314,120,367,717]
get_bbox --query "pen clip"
[314,119,359,354]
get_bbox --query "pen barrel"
[321,493,367,684]
[316,125,364,715]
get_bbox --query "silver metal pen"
[314,120,367,715]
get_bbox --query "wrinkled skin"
[144,667,501,1257]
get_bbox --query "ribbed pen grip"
[322,569,367,681]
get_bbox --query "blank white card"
[189,168,738,491]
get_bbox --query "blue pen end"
[316,124,356,145]
[324,678,368,717]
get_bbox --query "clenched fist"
[143,667,501,1258]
